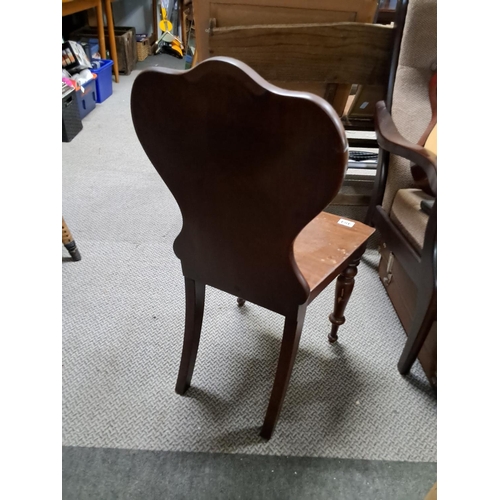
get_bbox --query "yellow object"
[424,482,437,500]
[170,39,183,57]
[156,5,184,55]
[159,7,173,33]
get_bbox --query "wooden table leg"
[152,0,158,44]
[180,1,187,51]
[95,1,106,61]
[104,0,120,83]
[62,218,82,261]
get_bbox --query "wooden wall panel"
[194,0,378,61]
[209,23,393,86]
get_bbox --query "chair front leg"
[261,304,307,440]
[328,257,361,343]
[175,278,206,394]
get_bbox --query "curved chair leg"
[398,289,436,375]
[261,304,307,440]
[328,257,360,343]
[175,278,206,394]
[237,297,246,307]
[62,217,82,261]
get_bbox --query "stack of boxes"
[61,39,115,141]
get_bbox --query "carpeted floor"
[62,54,436,497]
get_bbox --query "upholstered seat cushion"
[389,188,434,252]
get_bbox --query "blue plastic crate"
[92,59,114,103]
[76,77,97,119]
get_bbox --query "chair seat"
[389,188,433,252]
[294,211,374,298]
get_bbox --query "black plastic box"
[62,84,83,142]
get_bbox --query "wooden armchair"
[131,57,374,438]
[366,0,437,385]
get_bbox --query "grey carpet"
[62,60,436,462]
[63,446,437,500]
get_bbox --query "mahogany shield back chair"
[131,57,374,439]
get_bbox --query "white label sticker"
[359,101,369,109]
[338,219,355,228]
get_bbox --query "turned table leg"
[62,217,82,262]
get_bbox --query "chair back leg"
[260,304,307,440]
[398,289,436,375]
[175,278,206,394]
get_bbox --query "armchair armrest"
[375,101,437,196]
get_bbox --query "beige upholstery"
[382,0,437,212]
[424,124,437,154]
[389,188,433,251]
